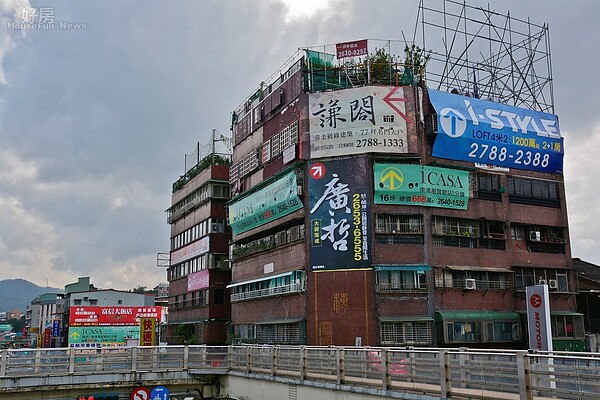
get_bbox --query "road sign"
[130,387,150,400]
[150,386,169,400]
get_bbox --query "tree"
[132,286,147,294]
[8,316,25,334]
[400,44,430,86]
[368,47,396,85]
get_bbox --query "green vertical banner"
[374,164,469,210]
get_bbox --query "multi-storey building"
[165,147,232,344]
[226,43,583,350]
[26,292,64,347]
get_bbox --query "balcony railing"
[376,282,428,293]
[435,279,513,290]
[231,283,304,302]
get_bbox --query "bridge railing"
[2,345,600,399]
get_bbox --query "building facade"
[226,46,582,350]
[165,149,232,345]
[25,292,65,348]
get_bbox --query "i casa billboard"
[70,306,162,326]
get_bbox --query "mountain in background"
[0,279,62,313]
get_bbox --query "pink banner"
[188,269,210,291]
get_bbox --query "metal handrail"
[2,345,600,399]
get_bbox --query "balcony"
[230,282,304,302]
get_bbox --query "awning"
[550,312,584,317]
[226,270,300,288]
[375,264,431,272]
[255,318,303,325]
[379,316,433,322]
[444,265,514,273]
[435,311,520,322]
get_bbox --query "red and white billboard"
[526,284,553,351]
[336,39,368,59]
[69,306,162,326]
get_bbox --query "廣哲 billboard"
[308,158,371,271]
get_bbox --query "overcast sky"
[0,0,599,291]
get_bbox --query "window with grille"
[262,139,271,163]
[376,214,423,234]
[506,176,560,207]
[477,173,502,201]
[230,271,306,302]
[262,120,299,164]
[380,321,432,346]
[255,321,302,344]
[376,270,427,292]
[375,214,424,245]
[513,267,571,292]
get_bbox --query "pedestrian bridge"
[1,345,599,399]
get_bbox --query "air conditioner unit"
[426,114,438,135]
[465,278,476,290]
[538,279,547,285]
[529,231,541,241]
[549,279,559,290]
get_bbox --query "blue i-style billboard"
[308,157,371,271]
[429,90,564,173]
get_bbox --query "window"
[380,320,432,346]
[513,267,571,292]
[117,300,123,305]
[214,289,224,305]
[377,270,427,292]
[375,214,424,245]
[230,271,306,302]
[376,214,423,234]
[435,269,511,290]
[506,176,560,207]
[234,324,255,342]
[511,225,524,240]
[231,223,304,260]
[255,321,302,344]
[432,216,506,250]
[73,299,82,305]
[551,314,584,340]
[264,120,299,162]
[167,179,231,223]
[486,321,521,342]
[447,322,478,342]
[477,173,502,201]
